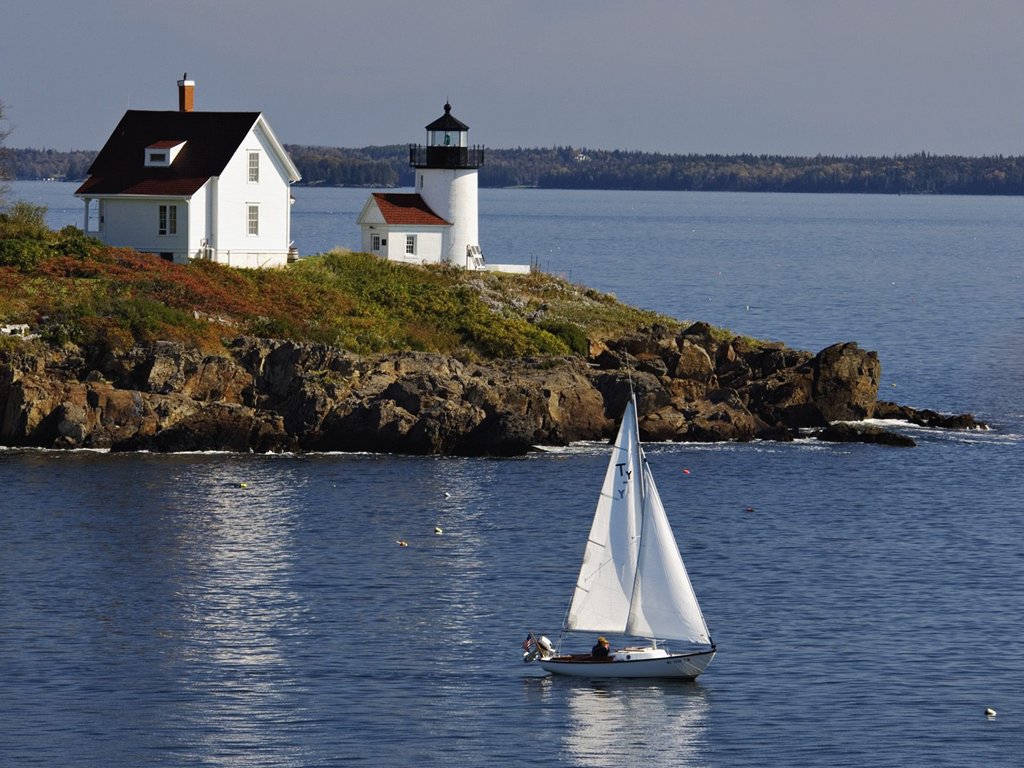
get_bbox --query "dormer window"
[145,140,186,167]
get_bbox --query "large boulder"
[811,342,880,421]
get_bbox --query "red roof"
[372,193,449,226]
[76,110,261,197]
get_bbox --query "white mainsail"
[565,398,643,634]
[564,396,711,646]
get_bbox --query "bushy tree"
[0,99,11,205]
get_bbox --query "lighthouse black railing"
[409,144,485,169]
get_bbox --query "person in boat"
[592,637,611,659]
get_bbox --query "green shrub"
[52,226,103,257]
[0,202,49,240]
[38,314,79,346]
[0,237,49,271]
[246,315,299,340]
[113,296,203,342]
[538,320,589,356]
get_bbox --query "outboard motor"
[522,633,555,662]
[537,636,554,658]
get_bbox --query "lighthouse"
[356,105,527,272]
[409,102,484,268]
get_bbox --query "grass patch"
[1,210,735,359]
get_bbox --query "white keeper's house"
[75,77,301,269]
[356,103,528,273]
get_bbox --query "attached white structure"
[356,192,449,265]
[75,77,301,269]
[357,103,528,273]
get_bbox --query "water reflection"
[159,459,314,764]
[523,676,710,767]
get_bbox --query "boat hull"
[539,649,715,680]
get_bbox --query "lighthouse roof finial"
[426,101,468,132]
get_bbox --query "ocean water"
[2,182,1023,767]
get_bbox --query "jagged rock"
[874,401,988,430]
[812,342,880,420]
[676,400,770,442]
[673,340,716,385]
[813,423,916,447]
[0,330,979,455]
[111,401,290,453]
[678,321,717,354]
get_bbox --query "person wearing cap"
[592,637,611,659]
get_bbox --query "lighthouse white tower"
[410,103,484,268]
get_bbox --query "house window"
[158,204,177,235]
[247,205,259,236]
[418,174,423,189]
[406,235,416,255]
[371,234,381,251]
[248,152,260,183]
[149,151,167,164]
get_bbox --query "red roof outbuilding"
[371,193,449,226]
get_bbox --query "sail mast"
[626,389,649,635]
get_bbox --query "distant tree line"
[283,145,404,187]
[530,149,1024,195]
[4,148,95,183]
[7,145,1024,195]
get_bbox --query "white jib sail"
[625,460,712,645]
[565,399,644,635]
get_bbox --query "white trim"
[252,114,301,183]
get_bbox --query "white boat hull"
[539,648,716,680]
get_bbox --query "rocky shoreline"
[0,323,986,454]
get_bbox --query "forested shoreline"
[6,144,1024,195]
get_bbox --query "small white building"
[357,103,528,273]
[75,77,301,269]
[356,192,450,265]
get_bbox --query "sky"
[3,0,1024,157]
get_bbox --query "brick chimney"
[177,74,195,112]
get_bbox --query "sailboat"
[524,391,716,679]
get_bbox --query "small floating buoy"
[434,527,443,535]
[986,708,997,718]
[745,506,755,513]
[396,540,408,547]
[238,482,248,488]
[682,469,691,475]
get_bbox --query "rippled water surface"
[4,183,1023,766]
